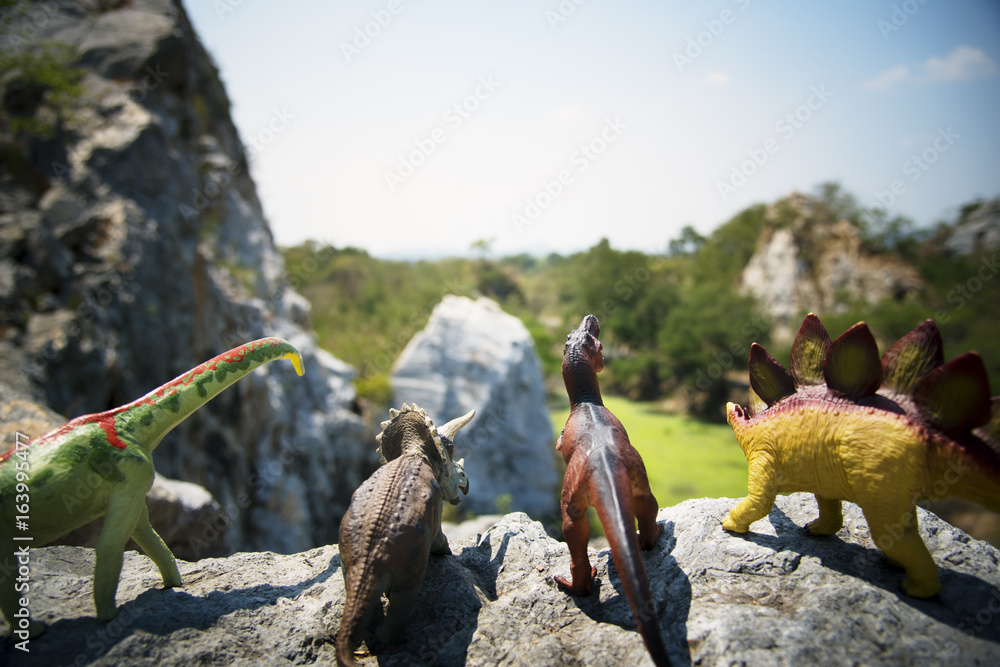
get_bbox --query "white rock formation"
[392,295,559,517]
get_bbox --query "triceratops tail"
[590,466,671,667]
[336,568,388,666]
[115,337,303,452]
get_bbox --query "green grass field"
[550,396,750,508]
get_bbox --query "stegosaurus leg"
[806,495,844,535]
[861,504,940,598]
[723,455,777,533]
[130,503,181,588]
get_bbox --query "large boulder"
[392,295,559,517]
[3,494,998,665]
[0,0,373,552]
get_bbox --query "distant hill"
[283,185,1000,421]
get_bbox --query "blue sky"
[186,0,1000,259]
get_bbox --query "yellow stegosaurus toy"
[724,313,1000,597]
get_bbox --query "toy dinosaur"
[0,337,304,637]
[555,315,671,667]
[724,313,1000,597]
[336,403,473,666]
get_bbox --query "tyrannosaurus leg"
[631,470,664,550]
[555,493,597,596]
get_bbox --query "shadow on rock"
[567,521,693,665]
[731,505,1000,642]
[2,554,341,666]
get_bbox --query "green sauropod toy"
[724,314,1000,598]
[0,337,304,638]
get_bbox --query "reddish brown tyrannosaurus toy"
[555,315,671,666]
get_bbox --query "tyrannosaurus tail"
[113,337,303,451]
[589,463,671,667]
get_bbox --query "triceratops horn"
[439,410,476,441]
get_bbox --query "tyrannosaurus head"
[564,314,604,373]
[375,404,474,504]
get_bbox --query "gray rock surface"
[3,494,999,665]
[0,0,372,552]
[741,193,923,344]
[392,295,559,517]
[945,197,1000,255]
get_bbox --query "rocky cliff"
[0,0,372,552]
[740,193,923,344]
[3,495,998,665]
[392,295,559,517]
[945,197,1000,256]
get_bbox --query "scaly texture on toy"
[555,315,671,667]
[0,337,304,637]
[336,404,473,667]
[724,313,1000,597]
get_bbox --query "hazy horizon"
[187,1,1000,260]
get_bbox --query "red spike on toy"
[881,319,944,396]
[790,313,832,388]
[749,343,796,406]
[824,322,882,400]
[914,352,992,434]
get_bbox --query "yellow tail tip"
[283,352,305,376]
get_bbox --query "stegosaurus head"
[375,403,474,505]
[728,313,1000,452]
